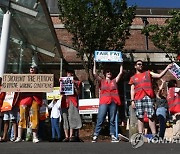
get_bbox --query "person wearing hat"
[15,65,43,143]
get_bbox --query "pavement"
[0,141,180,154]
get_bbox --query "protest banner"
[46,87,61,100]
[94,50,123,62]
[1,74,54,92]
[1,92,14,112]
[60,77,74,95]
[79,98,99,114]
[169,63,180,80]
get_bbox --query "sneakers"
[111,135,119,143]
[92,136,98,143]
[10,138,16,142]
[62,137,69,142]
[14,137,22,143]
[33,138,39,143]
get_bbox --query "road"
[0,141,180,154]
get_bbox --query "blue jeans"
[51,118,61,139]
[94,102,117,136]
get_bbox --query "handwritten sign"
[46,87,61,100]
[1,74,54,92]
[60,77,74,95]
[1,92,14,112]
[95,51,123,62]
[169,63,180,80]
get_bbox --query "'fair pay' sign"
[95,51,123,62]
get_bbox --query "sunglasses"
[136,63,143,66]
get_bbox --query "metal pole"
[60,58,63,77]
[142,17,149,50]
[18,46,23,73]
[0,11,11,78]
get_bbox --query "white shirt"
[48,99,61,121]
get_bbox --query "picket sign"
[46,87,61,100]
[1,92,14,112]
[79,98,99,114]
[60,77,74,95]
[169,63,180,80]
[1,74,54,92]
[94,51,123,62]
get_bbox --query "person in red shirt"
[0,92,19,142]
[129,60,172,136]
[60,69,82,142]
[167,79,180,139]
[92,60,123,143]
[0,78,6,140]
[15,65,43,143]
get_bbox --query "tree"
[142,10,180,61]
[58,0,136,97]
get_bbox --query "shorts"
[135,96,155,119]
[3,106,19,121]
[62,101,82,130]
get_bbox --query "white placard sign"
[79,98,99,114]
[169,63,180,80]
[60,77,74,95]
[95,51,123,62]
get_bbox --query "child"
[46,97,62,142]
[155,79,168,139]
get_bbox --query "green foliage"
[142,10,180,55]
[58,0,135,96]
[58,0,135,58]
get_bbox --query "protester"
[167,79,180,139]
[60,69,82,142]
[129,60,172,137]
[0,92,19,142]
[0,78,6,140]
[45,97,62,142]
[92,60,123,143]
[15,65,43,143]
[155,79,168,139]
[38,99,49,141]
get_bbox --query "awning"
[0,0,63,74]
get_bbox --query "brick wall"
[52,16,179,86]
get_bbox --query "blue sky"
[127,0,180,8]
